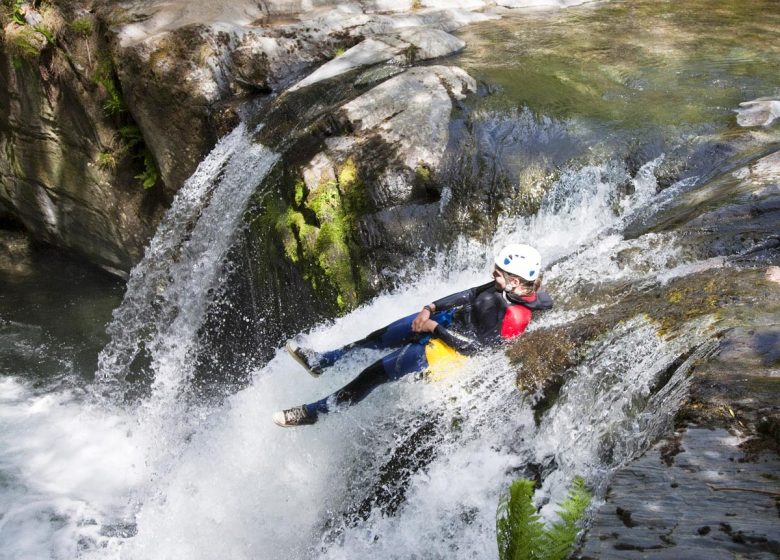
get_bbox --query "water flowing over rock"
[2,2,780,558]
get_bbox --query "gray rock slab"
[578,427,780,559]
[340,65,476,205]
[290,28,465,91]
[497,0,595,8]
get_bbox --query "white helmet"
[495,244,542,281]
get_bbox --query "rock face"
[515,148,780,558]
[261,64,476,310]
[0,4,164,276]
[0,0,494,277]
[578,319,780,559]
[578,427,780,559]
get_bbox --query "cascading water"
[87,150,714,559]
[96,124,279,410]
[0,129,725,558]
[2,0,778,556]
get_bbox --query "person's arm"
[432,281,493,312]
[412,281,493,332]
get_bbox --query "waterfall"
[95,124,279,408]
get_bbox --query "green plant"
[33,24,54,46]
[135,149,159,189]
[97,150,118,170]
[334,46,346,58]
[92,60,161,189]
[497,476,592,560]
[11,0,24,25]
[69,16,92,36]
[8,25,46,57]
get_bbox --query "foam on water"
[0,378,147,559]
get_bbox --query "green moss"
[511,267,778,418]
[293,179,305,206]
[270,157,373,312]
[415,164,432,185]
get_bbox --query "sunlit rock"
[496,0,596,8]
[735,97,780,127]
[290,28,465,91]
[341,66,476,206]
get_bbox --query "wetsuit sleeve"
[432,281,494,312]
[433,324,480,355]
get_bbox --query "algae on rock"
[262,157,371,313]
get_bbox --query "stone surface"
[110,2,493,191]
[578,428,780,559]
[340,65,476,206]
[0,4,165,277]
[497,0,596,8]
[290,28,465,91]
[736,98,780,128]
[0,0,491,277]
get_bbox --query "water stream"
[1,0,778,558]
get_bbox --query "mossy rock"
[511,267,780,421]
[263,157,372,313]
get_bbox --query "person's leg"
[304,343,428,417]
[316,310,454,369]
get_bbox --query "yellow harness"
[424,338,467,381]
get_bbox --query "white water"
[0,145,721,559]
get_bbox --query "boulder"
[110,2,493,192]
[735,97,780,127]
[340,65,476,206]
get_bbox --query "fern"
[497,476,592,560]
[135,149,159,189]
[537,476,592,560]
[497,479,545,560]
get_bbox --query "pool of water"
[0,231,122,386]
[455,0,780,134]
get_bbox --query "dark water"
[0,232,122,385]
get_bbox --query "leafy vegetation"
[92,58,160,189]
[497,476,591,560]
[97,150,118,171]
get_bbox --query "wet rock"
[576,282,780,558]
[624,149,780,263]
[578,428,780,559]
[736,97,780,128]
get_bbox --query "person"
[272,244,553,427]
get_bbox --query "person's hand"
[412,306,433,332]
[419,319,438,333]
